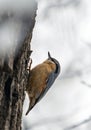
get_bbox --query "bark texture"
[0,1,37,130]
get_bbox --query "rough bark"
[0,1,37,130]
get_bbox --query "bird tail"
[25,104,34,115]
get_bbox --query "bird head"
[48,51,60,77]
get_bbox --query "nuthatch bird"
[26,52,60,115]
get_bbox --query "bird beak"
[48,51,52,59]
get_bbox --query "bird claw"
[27,59,32,73]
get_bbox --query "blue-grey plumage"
[26,52,60,115]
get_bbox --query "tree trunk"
[0,1,37,130]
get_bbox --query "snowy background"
[0,0,91,130]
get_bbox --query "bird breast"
[26,61,56,95]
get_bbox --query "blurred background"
[0,0,91,130]
[23,0,91,130]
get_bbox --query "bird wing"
[34,71,55,105]
[26,71,56,115]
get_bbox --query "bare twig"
[64,116,91,130]
[81,81,91,87]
